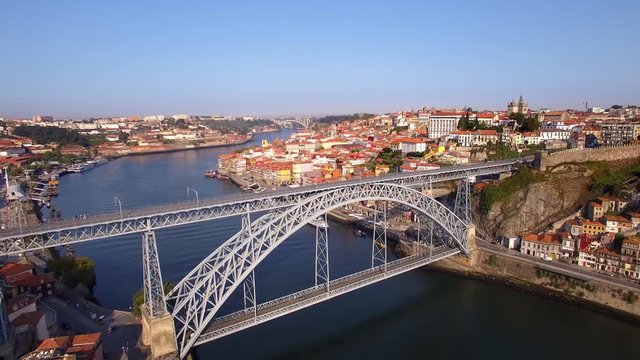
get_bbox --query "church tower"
[507,95,528,115]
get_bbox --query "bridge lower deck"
[194,246,460,345]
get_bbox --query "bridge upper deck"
[0,157,530,244]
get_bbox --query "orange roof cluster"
[521,232,561,244]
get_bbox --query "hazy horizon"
[2,0,639,118]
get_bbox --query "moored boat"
[353,229,366,236]
[204,170,217,178]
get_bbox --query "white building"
[143,115,165,122]
[428,112,463,139]
[539,129,571,141]
[173,114,190,120]
[588,107,606,114]
[397,138,427,153]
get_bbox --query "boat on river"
[353,229,366,237]
[67,162,95,173]
[204,170,217,178]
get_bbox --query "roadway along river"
[48,130,639,359]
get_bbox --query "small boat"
[308,217,329,229]
[204,170,217,178]
[65,245,74,254]
[353,229,366,237]
[67,162,95,173]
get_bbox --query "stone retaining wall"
[534,144,640,171]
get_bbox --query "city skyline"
[1,0,639,118]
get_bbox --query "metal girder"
[274,118,311,128]
[315,214,329,289]
[168,183,468,358]
[142,230,168,317]
[371,201,387,269]
[454,176,472,225]
[195,246,460,345]
[0,159,526,255]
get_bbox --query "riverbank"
[426,249,640,325]
[326,207,640,324]
[113,137,254,158]
[15,200,146,359]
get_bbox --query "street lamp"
[187,187,199,207]
[114,196,122,222]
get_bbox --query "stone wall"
[429,251,640,320]
[534,144,640,171]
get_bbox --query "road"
[476,238,640,292]
[43,291,146,359]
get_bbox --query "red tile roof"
[37,336,69,351]
[7,295,36,315]
[12,310,44,327]
[0,262,34,278]
[13,273,56,287]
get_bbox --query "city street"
[42,292,146,359]
[476,238,640,292]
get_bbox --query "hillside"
[474,159,640,238]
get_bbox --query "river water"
[48,130,639,359]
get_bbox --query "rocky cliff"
[474,163,595,237]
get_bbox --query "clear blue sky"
[1,0,639,118]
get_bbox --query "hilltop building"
[507,96,528,115]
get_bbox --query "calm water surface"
[48,130,639,359]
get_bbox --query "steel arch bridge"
[166,182,471,358]
[273,118,312,128]
[0,159,531,358]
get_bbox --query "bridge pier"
[140,229,178,358]
[466,224,478,266]
[141,305,178,358]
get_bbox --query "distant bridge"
[273,118,312,128]
[0,157,532,358]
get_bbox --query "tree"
[47,256,96,290]
[521,115,540,132]
[457,112,471,130]
[12,125,91,147]
[8,167,23,177]
[132,282,174,317]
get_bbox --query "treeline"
[47,256,97,290]
[203,119,274,134]
[13,125,91,147]
[314,113,376,124]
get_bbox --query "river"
[47,130,639,359]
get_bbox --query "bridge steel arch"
[168,182,468,358]
[274,118,311,128]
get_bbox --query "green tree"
[47,256,96,290]
[457,112,471,130]
[521,115,540,132]
[12,125,91,147]
[132,282,174,317]
[8,167,23,177]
